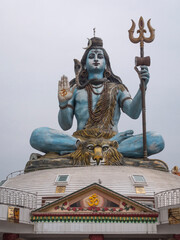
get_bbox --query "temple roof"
[32,183,158,213]
[3,166,180,208]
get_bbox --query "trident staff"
[128,16,155,159]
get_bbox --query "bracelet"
[121,97,132,111]
[59,104,74,110]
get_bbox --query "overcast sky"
[0,0,180,180]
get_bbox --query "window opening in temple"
[57,175,69,182]
[55,174,70,186]
[132,175,146,184]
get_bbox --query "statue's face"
[86,49,106,74]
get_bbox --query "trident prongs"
[129,16,155,49]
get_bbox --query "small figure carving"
[172,166,180,176]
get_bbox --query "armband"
[59,104,74,110]
[121,97,132,111]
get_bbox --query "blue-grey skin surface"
[30,49,164,157]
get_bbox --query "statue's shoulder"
[107,81,128,92]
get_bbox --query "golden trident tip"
[128,16,155,47]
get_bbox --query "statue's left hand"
[140,66,150,86]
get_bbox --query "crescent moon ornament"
[83,38,92,50]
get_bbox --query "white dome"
[3,166,180,198]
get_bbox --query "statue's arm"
[119,88,142,119]
[58,92,76,130]
[58,76,76,130]
[119,66,149,119]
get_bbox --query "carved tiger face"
[71,138,124,166]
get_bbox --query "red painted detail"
[174,235,180,240]
[3,234,19,240]
[32,212,158,217]
[89,234,104,240]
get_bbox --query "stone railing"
[0,186,37,209]
[155,188,180,208]
[6,169,24,180]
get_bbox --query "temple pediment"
[32,183,158,224]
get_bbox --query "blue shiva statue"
[30,37,164,158]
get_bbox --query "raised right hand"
[58,75,74,103]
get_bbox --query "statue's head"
[71,37,122,88]
[85,48,106,75]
